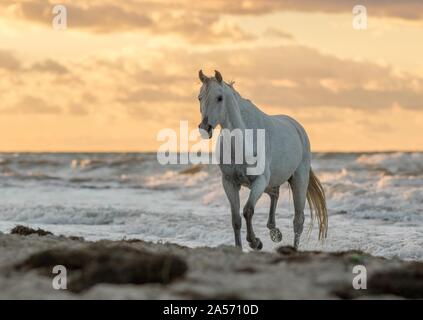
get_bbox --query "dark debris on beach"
[14,244,188,293]
[10,225,53,237]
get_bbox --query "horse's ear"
[215,70,223,83]
[199,70,209,83]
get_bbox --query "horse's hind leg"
[267,187,282,243]
[289,164,310,249]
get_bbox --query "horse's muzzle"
[199,117,213,139]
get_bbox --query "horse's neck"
[223,99,246,130]
[222,86,264,130]
[220,87,263,163]
[221,88,264,131]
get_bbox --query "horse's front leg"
[243,175,269,250]
[222,176,242,248]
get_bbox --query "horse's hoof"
[270,228,282,243]
[249,238,263,250]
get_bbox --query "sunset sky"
[0,0,422,152]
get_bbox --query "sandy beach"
[0,226,421,300]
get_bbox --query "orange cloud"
[0,0,254,43]
[1,45,422,118]
[0,50,21,70]
[5,0,423,26]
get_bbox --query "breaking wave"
[0,152,422,260]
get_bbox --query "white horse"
[197,70,328,250]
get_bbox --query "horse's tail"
[307,169,328,240]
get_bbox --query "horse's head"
[197,70,226,139]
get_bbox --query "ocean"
[0,152,422,260]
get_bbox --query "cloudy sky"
[0,0,422,151]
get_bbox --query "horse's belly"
[267,165,296,187]
[267,147,303,187]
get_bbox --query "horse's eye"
[217,95,223,102]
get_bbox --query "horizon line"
[0,150,422,154]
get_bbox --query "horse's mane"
[224,79,260,112]
[225,80,242,100]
